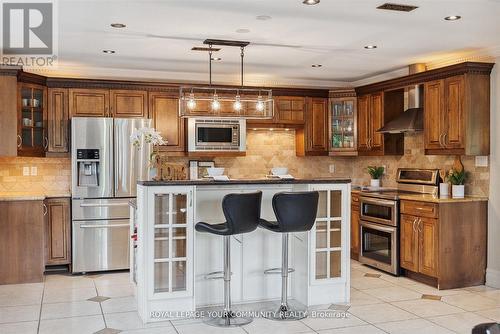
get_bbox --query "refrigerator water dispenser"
[76,149,100,187]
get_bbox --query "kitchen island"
[133,178,351,323]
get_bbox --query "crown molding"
[26,64,351,89]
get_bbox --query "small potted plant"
[367,166,384,188]
[447,168,468,198]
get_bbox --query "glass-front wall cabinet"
[329,97,357,156]
[18,84,47,156]
[152,191,191,296]
[312,187,345,281]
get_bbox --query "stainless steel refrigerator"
[71,117,151,273]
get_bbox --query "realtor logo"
[1,1,57,66]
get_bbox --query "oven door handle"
[360,197,397,208]
[361,221,396,233]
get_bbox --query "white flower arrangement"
[130,127,167,148]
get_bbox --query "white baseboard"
[486,268,500,288]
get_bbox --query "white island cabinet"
[134,179,351,323]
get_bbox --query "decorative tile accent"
[422,294,442,301]
[329,304,351,311]
[365,273,382,278]
[87,296,110,303]
[94,328,122,334]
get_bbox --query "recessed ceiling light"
[110,23,126,28]
[364,45,377,49]
[444,15,461,21]
[102,50,115,54]
[311,64,322,68]
[256,15,272,21]
[303,0,320,5]
[236,28,250,34]
[211,57,222,61]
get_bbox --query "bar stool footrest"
[264,267,295,275]
[203,271,233,280]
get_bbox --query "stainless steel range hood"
[377,84,424,134]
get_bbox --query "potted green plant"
[447,168,468,198]
[367,166,384,188]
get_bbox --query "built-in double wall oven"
[359,196,400,275]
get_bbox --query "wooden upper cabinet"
[47,88,69,153]
[18,84,48,157]
[424,80,444,150]
[369,93,383,152]
[149,93,185,153]
[419,216,438,278]
[110,90,148,118]
[329,93,358,156]
[275,96,305,124]
[69,89,109,117]
[44,198,71,266]
[443,76,465,149]
[400,214,419,272]
[424,74,489,155]
[307,97,328,153]
[357,95,370,151]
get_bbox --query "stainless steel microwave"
[187,118,246,152]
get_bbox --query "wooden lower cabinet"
[0,200,44,284]
[44,198,71,266]
[400,214,419,272]
[351,192,360,260]
[400,200,487,289]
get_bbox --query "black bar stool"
[195,191,263,327]
[259,191,319,321]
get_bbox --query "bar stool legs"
[204,236,253,327]
[265,233,307,321]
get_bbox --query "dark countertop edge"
[138,178,351,186]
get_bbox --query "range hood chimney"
[377,63,426,134]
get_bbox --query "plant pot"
[452,185,465,198]
[370,179,381,188]
[439,183,450,197]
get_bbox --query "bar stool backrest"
[222,191,263,235]
[272,191,319,233]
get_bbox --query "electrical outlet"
[475,156,488,167]
[329,164,335,173]
[382,165,387,174]
[30,166,38,176]
[23,166,30,176]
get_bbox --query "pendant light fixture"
[179,39,274,118]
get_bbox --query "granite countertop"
[398,193,488,203]
[0,192,71,201]
[138,177,351,186]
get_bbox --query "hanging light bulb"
[233,94,242,111]
[211,93,220,111]
[256,94,264,112]
[187,91,196,110]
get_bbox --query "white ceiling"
[35,0,500,87]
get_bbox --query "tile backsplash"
[168,130,489,196]
[0,130,489,197]
[0,157,71,194]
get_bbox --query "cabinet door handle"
[17,135,22,148]
[442,133,447,147]
[412,218,418,232]
[417,218,423,232]
[42,203,48,216]
[43,136,48,150]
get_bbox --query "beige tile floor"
[1,261,500,334]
